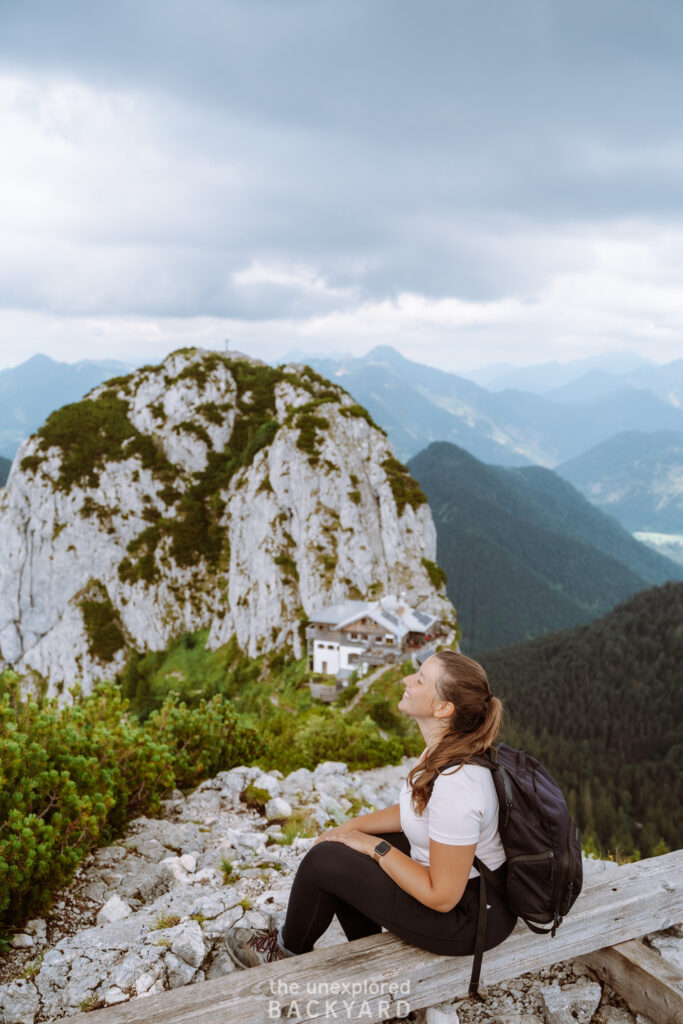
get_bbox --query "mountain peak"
[0,347,453,697]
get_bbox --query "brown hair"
[406,650,503,814]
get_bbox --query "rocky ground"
[0,759,679,1024]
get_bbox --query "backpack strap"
[468,857,506,998]
[468,855,488,999]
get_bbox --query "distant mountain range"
[3,351,681,542]
[409,441,683,652]
[0,457,10,487]
[466,350,656,392]
[556,430,683,534]
[303,347,683,466]
[0,354,135,459]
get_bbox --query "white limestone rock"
[0,348,454,695]
[168,920,207,968]
[24,919,47,944]
[313,761,350,781]
[250,773,281,799]
[266,797,293,820]
[134,968,161,995]
[225,826,267,854]
[540,979,602,1023]
[648,931,683,972]
[600,1008,637,1024]
[103,986,129,1005]
[205,949,237,980]
[9,932,34,948]
[424,1002,460,1022]
[138,978,165,998]
[96,894,132,926]
[164,952,198,989]
[0,978,40,1024]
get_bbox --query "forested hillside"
[480,582,683,858]
[409,441,682,651]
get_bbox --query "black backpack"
[439,743,583,997]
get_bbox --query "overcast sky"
[1,0,682,373]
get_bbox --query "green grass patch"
[220,857,240,884]
[271,808,319,845]
[150,912,181,931]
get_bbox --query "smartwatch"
[373,840,392,863]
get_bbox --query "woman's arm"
[314,803,402,842]
[324,830,476,912]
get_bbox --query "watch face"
[375,840,391,856]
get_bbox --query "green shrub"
[0,674,262,930]
[341,404,386,434]
[422,557,447,590]
[336,682,359,707]
[381,457,428,516]
[25,390,176,492]
[144,694,264,789]
[79,583,126,662]
[240,783,271,814]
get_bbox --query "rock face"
[0,349,454,696]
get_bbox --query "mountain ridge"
[303,347,683,465]
[408,441,682,652]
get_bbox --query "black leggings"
[280,831,517,957]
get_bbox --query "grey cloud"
[2,0,683,322]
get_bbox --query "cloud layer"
[1,0,682,369]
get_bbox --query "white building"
[306,595,440,680]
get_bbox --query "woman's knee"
[297,839,358,882]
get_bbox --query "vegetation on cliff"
[21,350,424,595]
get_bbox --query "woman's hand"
[315,827,376,857]
[313,822,354,845]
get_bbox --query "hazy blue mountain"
[302,346,683,465]
[557,431,683,533]
[0,354,136,459]
[0,456,10,487]
[544,359,683,408]
[465,351,653,393]
[408,441,683,652]
[303,347,533,466]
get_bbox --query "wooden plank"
[68,849,683,1024]
[581,938,683,1024]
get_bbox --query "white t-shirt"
[399,760,506,879]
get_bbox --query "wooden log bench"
[70,849,683,1024]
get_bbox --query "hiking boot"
[224,925,290,969]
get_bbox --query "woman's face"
[398,655,445,720]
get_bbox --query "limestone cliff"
[0,349,455,696]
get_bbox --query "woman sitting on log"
[225,650,517,968]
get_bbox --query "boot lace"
[249,928,284,962]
